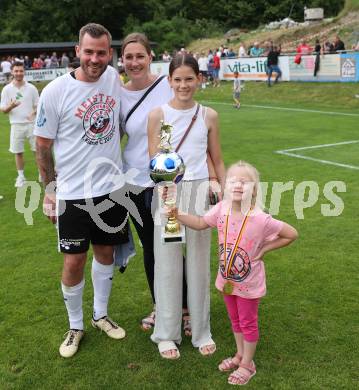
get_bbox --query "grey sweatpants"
[150,179,213,348]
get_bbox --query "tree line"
[0,0,344,53]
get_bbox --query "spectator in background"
[207,49,214,63]
[162,50,171,62]
[198,52,208,89]
[296,39,312,55]
[324,40,334,53]
[314,39,322,54]
[207,50,214,83]
[267,45,282,87]
[333,35,345,52]
[39,54,46,67]
[213,51,221,87]
[24,56,32,69]
[250,42,263,57]
[60,52,70,68]
[227,48,236,58]
[38,57,45,68]
[313,39,323,77]
[238,43,247,58]
[50,52,59,67]
[44,55,51,68]
[32,58,40,69]
[1,56,12,83]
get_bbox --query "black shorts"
[200,70,208,78]
[57,191,129,254]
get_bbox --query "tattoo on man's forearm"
[36,146,56,190]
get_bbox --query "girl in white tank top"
[147,54,225,359]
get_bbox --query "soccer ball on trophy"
[149,152,185,185]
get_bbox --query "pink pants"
[223,294,260,342]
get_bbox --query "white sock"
[18,170,25,177]
[202,83,206,89]
[61,279,85,330]
[92,257,114,320]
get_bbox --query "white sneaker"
[15,176,26,187]
[59,329,84,358]
[91,316,126,339]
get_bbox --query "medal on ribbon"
[222,207,252,295]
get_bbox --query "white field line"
[281,140,359,152]
[201,100,359,117]
[276,140,359,170]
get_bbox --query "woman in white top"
[148,54,225,359]
[120,33,191,332]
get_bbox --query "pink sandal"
[218,353,242,372]
[228,361,256,385]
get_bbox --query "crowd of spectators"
[297,35,347,55]
[154,34,356,65]
[0,52,76,73]
[144,34,357,88]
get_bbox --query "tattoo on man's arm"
[36,146,56,192]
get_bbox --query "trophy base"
[161,225,186,244]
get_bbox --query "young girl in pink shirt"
[171,161,298,385]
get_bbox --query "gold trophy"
[149,121,186,243]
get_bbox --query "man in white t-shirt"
[34,23,128,359]
[0,61,39,187]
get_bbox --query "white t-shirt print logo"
[75,93,116,146]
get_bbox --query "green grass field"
[0,81,358,389]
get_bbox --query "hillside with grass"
[187,0,359,54]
